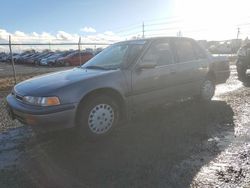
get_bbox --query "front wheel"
[76,95,120,139]
[199,79,215,101]
[236,60,247,81]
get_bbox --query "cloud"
[0,28,124,52]
[80,27,96,33]
[14,31,26,37]
[0,29,10,40]
[56,31,75,41]
[104,31,114,35]
[32,32,39,37]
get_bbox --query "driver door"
[131,39,179,109]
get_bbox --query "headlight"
[23,96,60,106]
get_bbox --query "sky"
[1,0,250,50]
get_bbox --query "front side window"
[141,41,174,66]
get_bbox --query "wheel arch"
[75,87,126,123]
[206,70,216,83]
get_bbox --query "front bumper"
[6,94,77,132]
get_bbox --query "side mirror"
[137,61,157,70]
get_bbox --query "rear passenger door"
[172,38,209,96]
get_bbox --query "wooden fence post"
[9,35,17,85]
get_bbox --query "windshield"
[82,42,145,70]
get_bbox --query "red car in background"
[57,51,94,66]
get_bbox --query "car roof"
[115,37,194,45]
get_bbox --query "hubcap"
[201,80,215,100]
[88,104,114,134]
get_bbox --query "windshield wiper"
[84,65,108,70]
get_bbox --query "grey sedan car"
[6,37,230,138]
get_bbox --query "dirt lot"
[0,62,70,91]
[0,62,70,78]
[0,65,249,188]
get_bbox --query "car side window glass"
[141,41,173,66]
[192,42,207,59]
[174,40,197,62]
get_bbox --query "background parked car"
[16,53,37,64]
[56,51,94,66]
[0,53,8,62]
[33,52,54,65]
[31,52,55,65]
[39,51,72,66]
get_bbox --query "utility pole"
[78,37,82,66]
[177,30,182,37]
[142,22,145,38]
[237,27,240,39]
[8,35,17,85]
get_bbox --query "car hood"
[15,68,114,96]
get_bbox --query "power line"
[117,30,142,37]
[143,16,182,23]
[145,20,184,27]
[145,27,181,33]
[110,23,141,33]
[0,42,112,46]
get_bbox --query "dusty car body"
[6,37,230,137]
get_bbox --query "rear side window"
[174,40,197,62]
[142,41,174,66]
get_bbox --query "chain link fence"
[0,37,113,91]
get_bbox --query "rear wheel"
[236,60,247,81]
[76,95,120,139]
[199,79,215,101]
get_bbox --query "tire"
[199,79,215,101]
[76,95,120,139]
[236,60,247,81]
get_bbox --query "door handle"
[201,65,207,68]
[170,70,176,74]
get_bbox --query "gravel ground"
[0,99,22,132]
[0,65,249,188]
